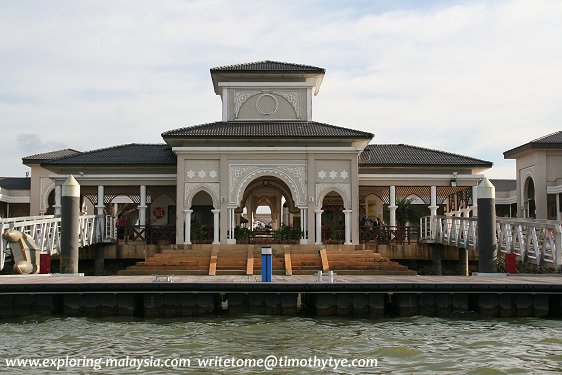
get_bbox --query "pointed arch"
[184,182,219,209]
[316,183,351,210]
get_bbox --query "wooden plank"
[319,248,330,272]
[284,250,292,276]
[246,247,254,275]
[208,246,219,276]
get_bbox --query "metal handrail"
[420,215,562,270]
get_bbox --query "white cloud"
[0,0,560,180]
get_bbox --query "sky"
[1,0,561,179]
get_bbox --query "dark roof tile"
[359,144,492,167]
[211,60,325,73]
[42,144,176,166]
[162,121,372,139]
[0,177,31,190]
[490,179,516,192]
[22,149,81,163]
[531,130,562,144]
[504,130,562,158]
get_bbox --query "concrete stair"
[117,244,416,276]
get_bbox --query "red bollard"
[40,253,51,274]
[505,253,517,273]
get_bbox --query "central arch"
[230,164,307,207]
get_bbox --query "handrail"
[420,215,562,270]
[1,215,97,271]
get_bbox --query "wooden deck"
[1,274,562,292]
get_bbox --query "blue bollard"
[261,247,272,282]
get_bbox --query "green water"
[1,315,561,374]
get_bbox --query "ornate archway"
[230,164,307,207]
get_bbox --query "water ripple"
[1,316,562,374]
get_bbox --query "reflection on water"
[1,315,562,374]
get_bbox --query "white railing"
[420,215,562,270]
[105,215,116,241]
[1,215,98,271]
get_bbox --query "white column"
[343,209,352,245]
[96,185,105,240]
[314,209,323,245]
[212,209,220,244]
[54,185,62,217]
[389,185,397,227]
[139,185,147,227]
[300,207,308,244]
[429,185,438,217]
[183,209,193,244]
[227,207,236,244]
[472,185,478,217]
[552,194,562,221]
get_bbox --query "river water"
[1,315,561,374]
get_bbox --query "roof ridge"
[74,143,168,154]
[210,60,325,72]
[369,143,490,163]
[23,148,81,159]
[162,121,373,138]
[531,130,562,143]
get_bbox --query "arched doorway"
[191,191,214,243]
[235,176,301,244]
[524,177,536,219]
[320,191,345,244]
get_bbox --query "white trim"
[496,197,517,205]
[218,82,315,88]
[221,87,228,121]
[0,194,30,204]
[359,173,484,182]
[173,146,364,153]
[50,174,177,182]
[547,185,562,194]
[306,87,312,121]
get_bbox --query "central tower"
[165,60,372,245]
[210,60,325,122]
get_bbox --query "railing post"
[555,225,562,271]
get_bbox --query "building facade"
[17,61,493,245]
[503,131,562,220]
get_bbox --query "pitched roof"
[531,130,562,144]
[22,148,81,164]
[210,60,325,74]
[490,179,516,192]
[0,177,31,190]
[504,130,562,158]
[359,144,493,168]
[42,144,176,166]
[162,121,373,139]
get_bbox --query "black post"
[477,178,497,273]
[60,175,80,273]
[459,248,469,276]
[431,244,443,275]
